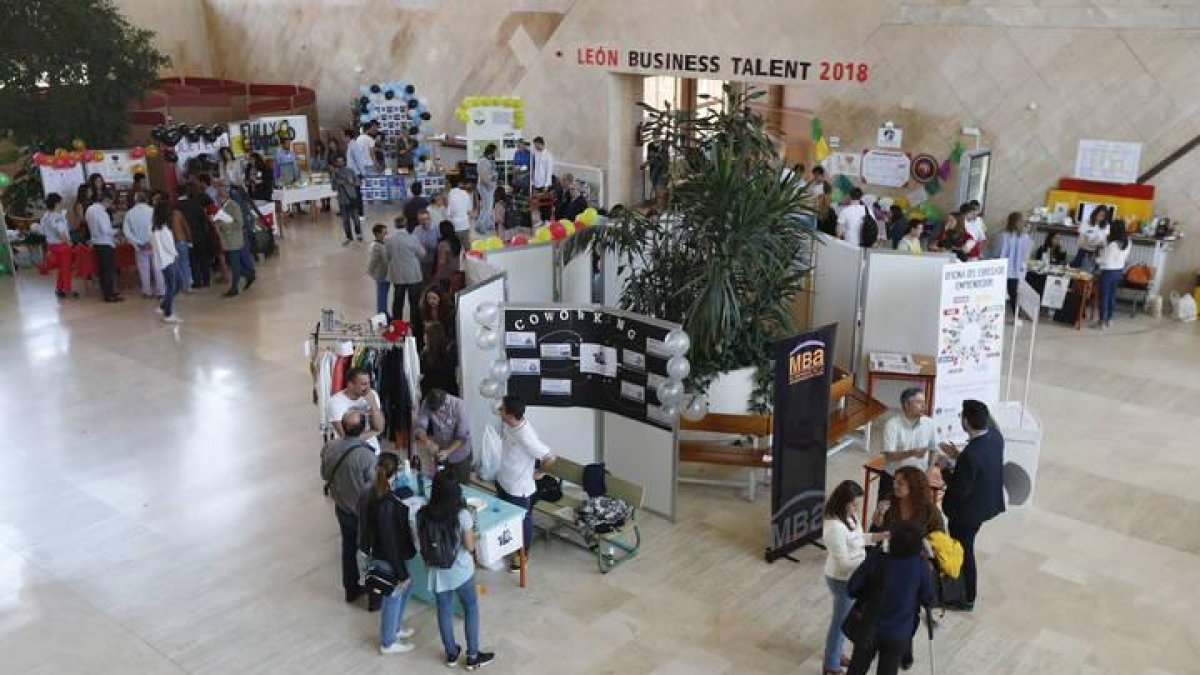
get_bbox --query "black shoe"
[243,275,255,290]
[55,291,66,298]
[901,653,913,670]
[465,652,494,671]
[344,587,364,604]
[367,595,382,612]
[445,648,461,668]
[222,290,239,298]
[103,296,125,303]
[944,601,975,612]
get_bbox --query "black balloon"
[150,125,165,142]
[405,85,415,95]
[212,124,226,137]
[420,112,431,121]
[164,149,179,163]
[417,154,427,163]
[360,104,370,115]
[407,99,419,109]
[384,90,395,100]
[409,126,420,136]
[370,84,381,93]
[359,96,369,106]
[163,130,182,146]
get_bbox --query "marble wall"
[118,0,1200,290]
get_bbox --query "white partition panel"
[485,244,554,303]
[603,413,676,519]
[811,234,865,373]
[457,274,507,466]
[524,407,598,466]
[561,243,592,304]
[858,251,952,393]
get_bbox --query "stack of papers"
[870,352,921,374]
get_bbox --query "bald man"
[320,409,378,606]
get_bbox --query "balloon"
[145,144,159,158]
[578,208,599,226]
[408,99,419,109]
[409,126,421,137]
[53,157,70,168]
[662,403,679,418]
[55,148,68,157]
[384,90,395,100]
[548,222,567,240]
[163,130,181,146]
[664,329,691,356]
[473,301,500,328]
[91,150,104,162]
[656,380,683,405]
[150,125,165,142]
[479,378,504,399]
[405,84,416,95]
[72,139,86,150]
[212,124,226,137]
[130,146,146,159]
[131,164,145,174]
[32,152,47,165]
[574,219,589,230]
[470,239,488,252]
[369,84,381,94]
[666,356,691,380]
[682,394,710,421]
[475,326,499,350]
[491,359,511,381]
[420,112,431,121]
[509,234,529,246]
[484,235,503,250]
[534,226,552,242]
[466,250,484,259]
[163,148,178,163]
[0,173,11,189]
[562,222,576,236]
[69,151,84,163]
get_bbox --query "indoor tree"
[0,0,170,215]
[565,86,817,412]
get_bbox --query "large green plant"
[1,0,169,215]
[566,86,817,411]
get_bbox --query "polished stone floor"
[1,211,1198,674]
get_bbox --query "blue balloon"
[360,85,370,95]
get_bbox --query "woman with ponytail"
[358,452,419,655]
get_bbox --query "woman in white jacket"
[1093,220,1132,330]
[150,202,182,324]
[822,480,888,675]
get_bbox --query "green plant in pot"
[564,86,818,413]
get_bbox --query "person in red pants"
[38,193,78,298]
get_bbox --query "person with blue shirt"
[996,212,1032,310]
[419,472,496,671]
[845,522,935,675]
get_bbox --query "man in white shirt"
[837,188,867,246]
[86,191,123,303]
[445,176,474,252]
[962,201,988,250]
[878,387,939,498]
[531,136,554,191]
[347,122,379,218]
[122,191,162,298]
[496,395,556,568]
[327,367,387,452]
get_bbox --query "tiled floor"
[1,211,1197,674]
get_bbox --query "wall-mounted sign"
[1074,139,1141,184]
[861,149,911,188]
[877,126,903,149]
[565,46,870,84]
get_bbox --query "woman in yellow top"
[896,219,924,254]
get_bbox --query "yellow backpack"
[927,531,964,578]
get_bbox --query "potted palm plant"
[565,86,817,413]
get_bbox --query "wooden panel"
[679,412,772,436]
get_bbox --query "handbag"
[364,559,400,597]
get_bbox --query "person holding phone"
[822,480,888,675]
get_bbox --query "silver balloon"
[682,394,710,421]
[666,355,691,380]
[656,380,683,405]
[661,402,679,418]
[479,378,504,399]
[664,329,691,356]
[473,301,500,328]
[491,358,511,380]
[475,326,499,350]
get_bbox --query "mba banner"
[767,324,837,562]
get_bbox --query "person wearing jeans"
[319,411,378,606]
[332,156,362,244]
[422,472,495,670]
[495,396,555,570]
[358,452,418,654]
[367,223,390,316]
[171,204,193,292]
[214,183,256,297]
[821,480,885,674]
[1093,220,1132,330]
[150,202,182,323]
[384,216,427,337]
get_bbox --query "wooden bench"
[473,457,644,574]
[678,412,773,501]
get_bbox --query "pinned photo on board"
[620,381,646,403]
[540,343,573,359]
[506,331,537,348]
[540,378,572,396]
[645,337,670,358]
[509,358,541,376]
[646,403,674,426]
[580,343,618,377]
[646,372,666,392]
[622,349,646,371]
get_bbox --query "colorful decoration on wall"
[910,154,939,183]
[925,141,967,195]
[811,117,830,163]
[358,81,433,162]
[454,96,525,129]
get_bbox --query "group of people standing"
[821,397,1006,675]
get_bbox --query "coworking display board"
[501,305,678,430]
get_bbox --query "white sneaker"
[155,307,164,315]
[379,641,415,655]
[164,315,183,324]
[395,626,415,640]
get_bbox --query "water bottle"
[393,460,413,491]
[413,454,425,498]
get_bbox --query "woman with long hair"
[490,186,509,240]
[421,321,460,397]
[151,201,182,323]
[419,286,455,337]
[932,212,977,262]
[1094,219,1132,330]
[419,472,495,670]
[69,185,92,244]
[433,220,463,288]
[358,452,418,655]
[895,220,924,255]
[1073,206,1111,271]
[997,212,1032,310]
[822,480,887,675]
[873,466,945,538]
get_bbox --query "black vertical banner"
[766,324,837,562]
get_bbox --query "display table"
[1024,268,1094,329]
[271,184,335,237]
[866,354,936,411]
[1031,222,1174,295]
[401,484,527,609]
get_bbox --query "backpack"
[417,510,461,569]
[583,462,608,498]
[860,212,879,248]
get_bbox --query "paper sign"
[1017,280,1041,319]
[861,149,912,188]
[1041,275,1069,310]
[877,126,903,149]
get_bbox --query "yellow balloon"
[894,197,909,209]
[534,227,551,242]
[563,222,576,236]
[557,219,573,229]
[470,239,488,252]
[485,235,504,250]
[578,208,599,226]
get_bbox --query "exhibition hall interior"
[3,1,1200,674]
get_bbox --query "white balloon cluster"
[473,301,506,399]
[655,328,701,422]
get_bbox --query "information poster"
[502,306,677,430]
[39,165,86,201]
[1074,139,1141,184]
[767,324,837,562]
[861,149,911,187]
[933,260,1007,442]
[89,149,145,186]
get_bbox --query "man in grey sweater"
[320,409,377,606]
[385,215,428,342]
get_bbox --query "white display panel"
[858,251,951,393]
[485,244,554,303]
[561,242,592,304]
[524,407,597,466]
[811,233,864,372]
[456,273,507,467]
[603,411,676,519]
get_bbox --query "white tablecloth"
[271,184,336,208]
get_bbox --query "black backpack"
[860,212,879,248]
[417,510,460,569]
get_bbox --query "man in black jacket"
[939,399,1005,611]
[358,452,418,654]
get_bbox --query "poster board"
[933,259,1007,442]
[39,165,86,202]
[501,305,680,431]
[810,233,864,372]
[456,273,508,470]
[823,152,862,179]
[1074,139,1141,184]
[861,149,911,188]
[603,411,676,518]
[173,133,230,181]
[557,163,606,208]
[465,106,521,163]
[229,115,309,164]
[89,149,146,186]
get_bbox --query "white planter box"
[705,367,757,415]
